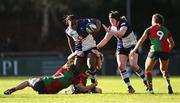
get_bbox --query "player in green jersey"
[130,13,175,94]
[4,56,102,95]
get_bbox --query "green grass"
[0,76,180,103]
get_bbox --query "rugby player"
[130,13,175,94]
[64,14,102,92]
[4,57,102,95]
[97,11,148,93]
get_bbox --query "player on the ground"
[130,13,175,94]
[97,11,148,93]
[4,57,102,95]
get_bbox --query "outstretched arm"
[66,35,74,53]
[102,24,127,38]
[97,29,113,49]
[130,32,147,55]
[167,33,175,51]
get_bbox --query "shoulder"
[161,26,169,32]
[120,19,129,27]
[144,26,152,34]
[65,27,78,36]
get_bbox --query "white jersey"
[65,27,96,51]
[111,26,137,48]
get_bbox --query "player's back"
[42,68,74,94]
[147,24,170,52]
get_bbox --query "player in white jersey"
[97,11,148,93]
[64,14,102,93]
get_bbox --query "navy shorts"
[30,78,47,94]
[116,45,137,56]
[148,52,170,60]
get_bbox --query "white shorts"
[28,78,41,87]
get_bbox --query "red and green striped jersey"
[42,68,74,94]
[144,24,172,52]
[42,64,89,94]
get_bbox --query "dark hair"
[109,11,120,20]
[64,14,78,25]
[153,13,164,25]
[109,10,127,21]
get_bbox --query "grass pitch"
[0,76,180,103]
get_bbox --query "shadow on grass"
[102,92,180,95]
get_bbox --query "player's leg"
[145,57,157,94]
[4,80,29,95]
[87,52,97,82]
[87,52,99,93]
[74,56,87,71]
[129,52,148,87]
[117,54,135,93]
[159,58,173,94]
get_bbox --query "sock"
[146,71,153,90]
[120,70,131,87]
[162,70,171,86]
[89,68,96,93]
[89,69,96,83]
[135,68,148,86]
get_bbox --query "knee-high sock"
[135,68,148,86]
[120,70,131,87]
[162,70,171,86]
[146,71,153,89]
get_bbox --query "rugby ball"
[86,23,97,34]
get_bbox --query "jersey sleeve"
[143,28,150,35]
[65,27,79,41]
[65,27,82,51]
[121,20,128,27]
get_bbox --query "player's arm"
[102,24,127,38]
[130,30,148,55]
[66,30,84,57]
[167,33,175,51]
[75,81,97,93]
[109,26,127,38]
[66,35,74,53]
[97,30,113,49]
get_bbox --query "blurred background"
[0,0,180,76]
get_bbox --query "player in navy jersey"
[64,14,102,92]
[97,11,148,93]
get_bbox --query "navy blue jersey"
[65,19,97,51]
[110,19,137,49]
[117,19,133,38]
[76,19,96,38]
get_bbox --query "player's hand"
[102,24,110,32]
[130,49,136,56]
[67,52,77,60]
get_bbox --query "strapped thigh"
[87,53,97,70]
[74,56,87,70]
